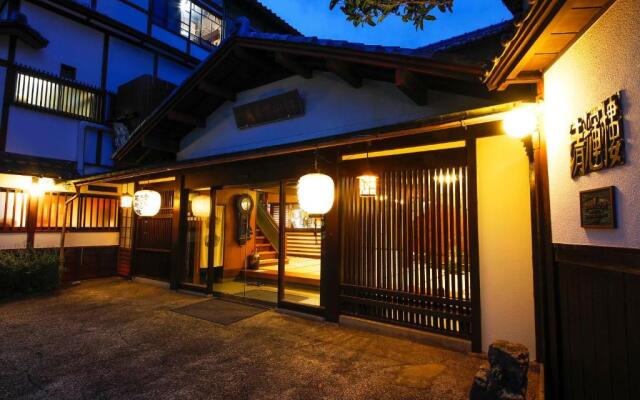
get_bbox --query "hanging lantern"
[357,175,378,197]
[297,173,334,215]
[120,193,133,208]
[191,194,211,218]
[133,190,161,217]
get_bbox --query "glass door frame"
[276,179,326,317]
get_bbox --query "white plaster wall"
[18,3,104,87]
[6,107,79,161]
[0,233,27,249]
[34,232,119,248]
[544,0,640,247]
[157,57,192,85]
[477,135,536,356]
[151,25,188,53]
[178,72,491,160]
[96,0,147,33]
[106,37,154,92]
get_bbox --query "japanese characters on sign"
[570,93,625,178]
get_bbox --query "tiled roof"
[414,19,514,54]
[0,152,79,179]
[239,30,428,58]
[231,17,466,60]
[238,0,300,35]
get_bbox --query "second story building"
[0,0,297,177]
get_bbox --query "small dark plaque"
[233,90,304,129]
[580,186,616,229]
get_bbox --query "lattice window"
[14,69,104,122]
[0,188,28,232]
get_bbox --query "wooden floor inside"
[244,256,321,287]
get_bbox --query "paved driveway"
[0,278,539,399]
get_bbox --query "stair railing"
[256,202,280,253]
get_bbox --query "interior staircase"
[254,226,279,267]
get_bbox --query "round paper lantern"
[297,173,334,215]
[191,195,211,218]
[133,190,161,217]
[120,193,133,208]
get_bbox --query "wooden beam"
[142,135,179,153]
[197,81,236,102]
[167,110,205,128]
[395,69,428,105]
[274,52,312,79]
[234,47,273,71]
[326,59,362,88]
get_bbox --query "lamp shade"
[503,104,538,138]
[120,193,133,208]
[133,190,161,217]
[297,173,334,215]
[357,175,378,197]
[191,195,211,218]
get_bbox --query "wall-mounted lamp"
[503,104,539,139]
[30,177,55,197]
[503,103,540,161]
[120,193,133,208]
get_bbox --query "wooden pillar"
[321,164,340,322]
[277,180,286,303]
[170,175,187,290]
[466,138,482,353]
[206,186,218,294]
[25,193,38,249]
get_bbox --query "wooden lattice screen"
[339,166,473,339]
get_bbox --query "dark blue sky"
[260,0,513,48]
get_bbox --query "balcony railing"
[12,65,107,123]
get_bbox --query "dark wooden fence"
[339,166,472,339]
[133,188,174,281]
[553,244,640,399]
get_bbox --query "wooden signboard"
[579,186,616,229]
[233,90,304,129]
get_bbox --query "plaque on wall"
[579,186,616,229]
[233,90,305,129]
[570,92,625,178]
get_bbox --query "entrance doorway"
[133,181,175,281]
[208,182,323,308]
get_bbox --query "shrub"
[0,249,60,298]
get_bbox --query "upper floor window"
[14,69,104,122]
[154,0,222,47]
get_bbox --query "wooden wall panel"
[339,164,472,339]
[554,244,639,400]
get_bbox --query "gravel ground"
[0,278,539,400]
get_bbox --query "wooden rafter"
[141,136,179,153]
[167,110,205,128]
[197,81,236,102]
[274,52,312,79]
[395,69,428,106]
[234,46,272,71]
[326,59,362,88]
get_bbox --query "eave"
[113,33,533,166]
[485,0,616,91]
[74,102,524,185]
[0,19,48,48]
